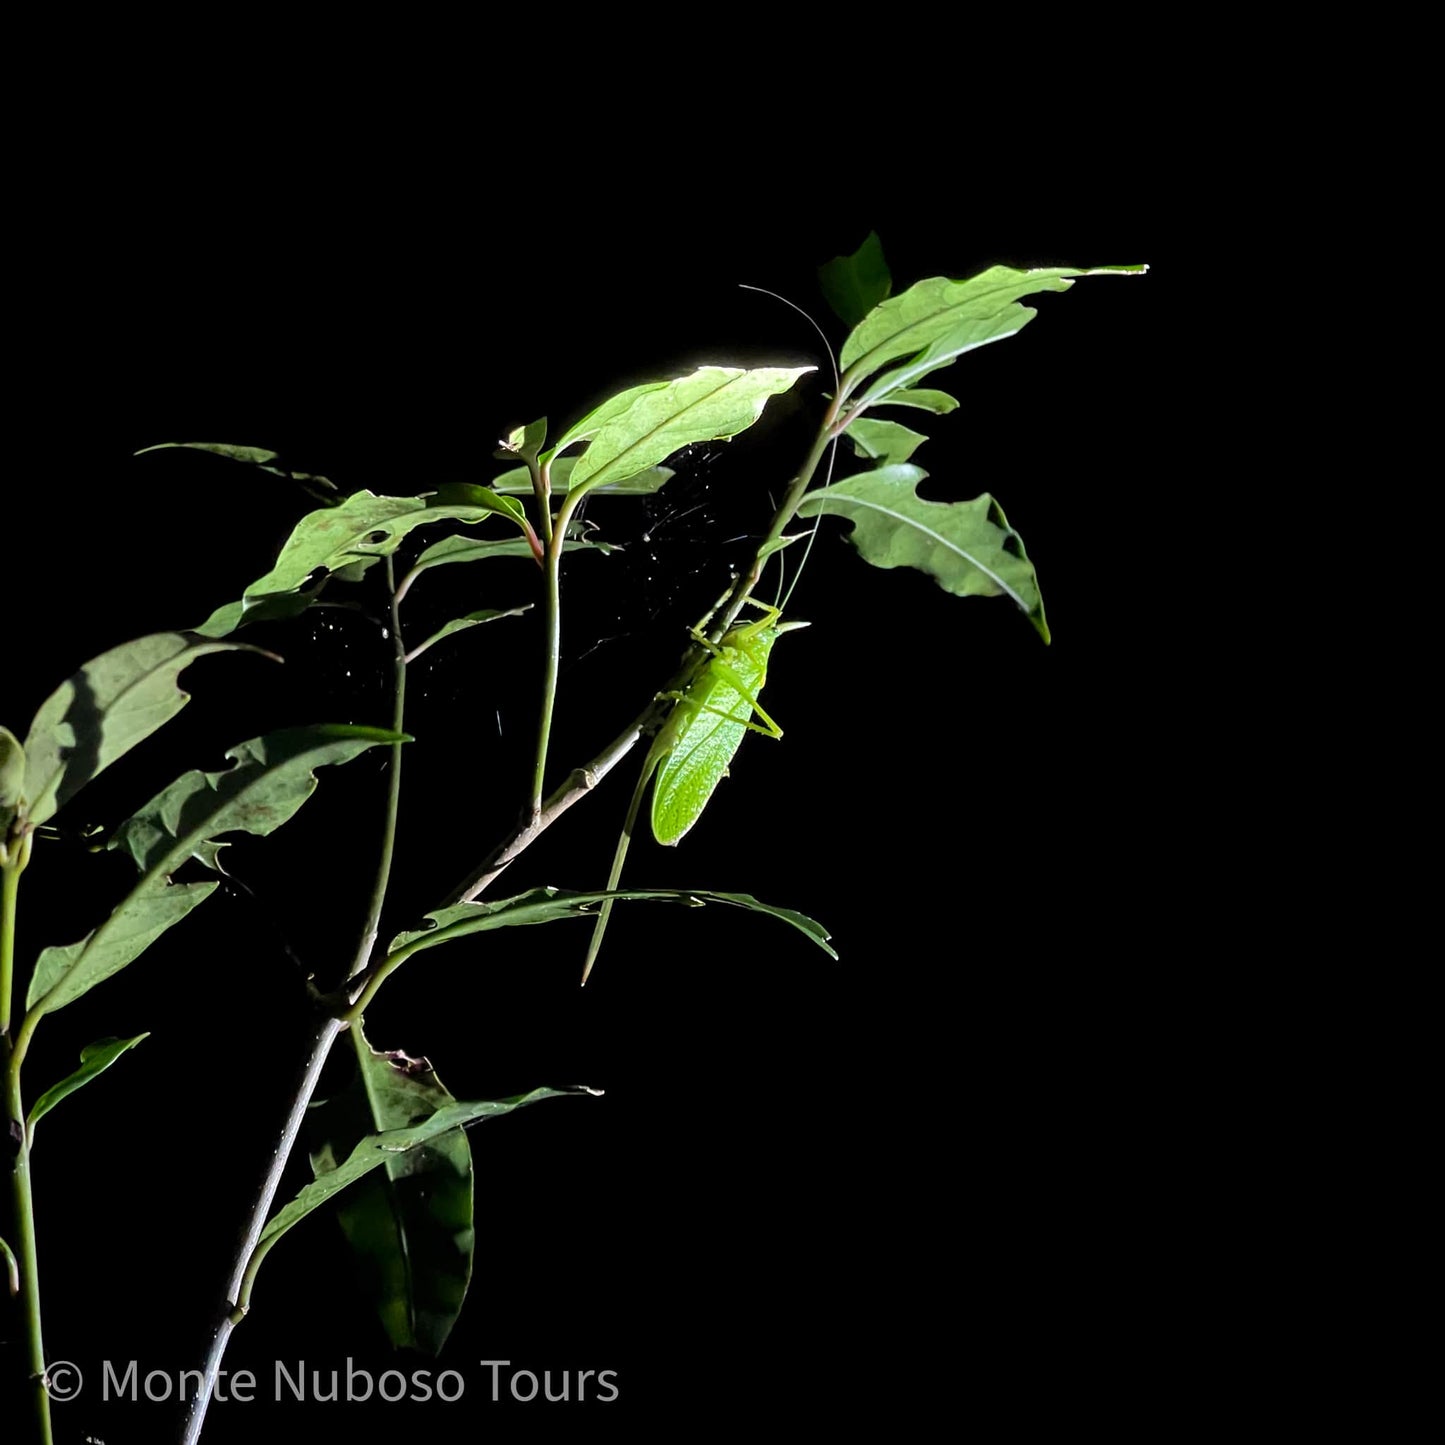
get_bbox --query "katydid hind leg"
[581,744,661,986]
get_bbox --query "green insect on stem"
[581,601,807,985]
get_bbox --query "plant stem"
[7,1107,51,1444]
[529,523,566,818]
[180,1014,343,1445]
[180,560,412,1445]
[441,701,658,908]
[710,389,844,640]
[444,390,847,909]
[2,837,52,1444]
[348,560,409,981]
[0,843,20,1046]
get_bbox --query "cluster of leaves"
[3,237,1144,1438]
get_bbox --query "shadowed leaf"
[819,231,892,327]
[258,1089,595,1261]
[21,634,252,827]
[310,1025,474,1355]
[27,726,402,1014]
[136,443,341,500]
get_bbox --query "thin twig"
[181,559,412,1445]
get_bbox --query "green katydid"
[579,282,841,985]
[580,596,809,984]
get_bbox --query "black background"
[7,96,1179,1442]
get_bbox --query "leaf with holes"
[310,1024,475,1355]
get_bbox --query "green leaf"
[138,441,282,468]
[545,379,671,460]
[136,443,341,499]
[840,264,1148,401]
[258,1088,595,1261]
[21,634,252,827]
[872,388,959,415]
[493,417,547,462]
[190,594,319,643]
[755,533,806,564]
[27,725,402,1014]
[547,366,814,499]
[310,1024,474,1355]
[819,231,892,327]
[846,418,927,467]
[1,726,23,828]
[407,607,532,662]
[28,1034,150,1129]
[196,486,531,638]
[796,465,1050,642]
[406,531,613,583]
[489,456,675,497]
[387,886,836,962]
[26,882,220,1017]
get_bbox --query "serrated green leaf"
[871,388,960,415]
[27,725,402,1014]
[196,487,531,639]
[841,264,1147,400]
[388,886,836,962]
[28,1034,150,1129]
[490,456,675,497]
[846,418,927,467]
[547,366,814,499]
[797,465,1049,642]
[258,1088,594,1261]
[407,607,532,662]
[819,231,892,327]
[310,1024,474,1355]
[21,634,251,827]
